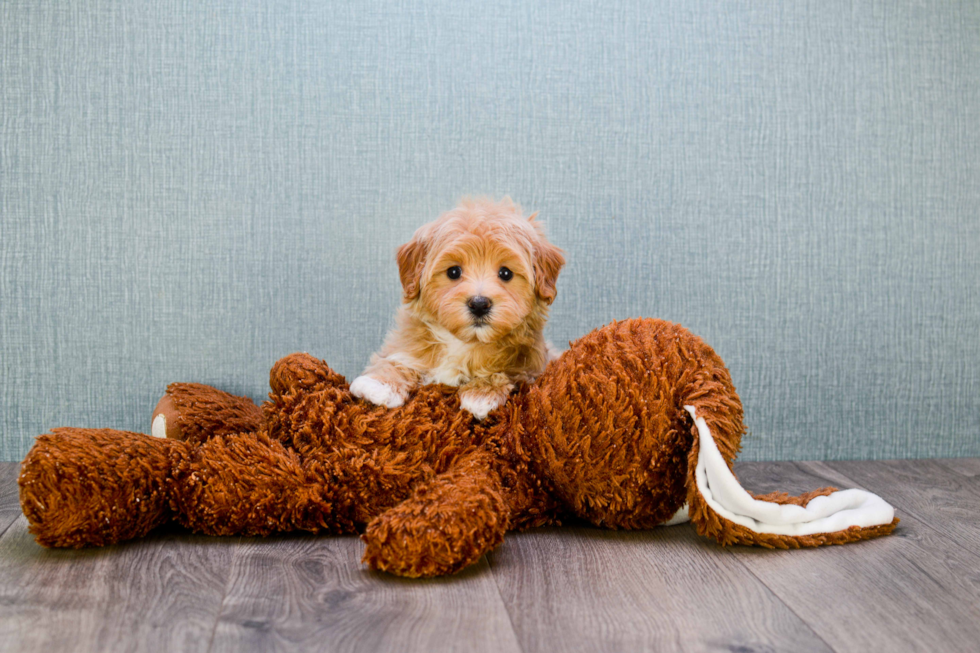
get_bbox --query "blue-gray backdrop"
[2,0,978,461]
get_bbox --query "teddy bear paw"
[151,413,167,438]
[350,376,406,409]
[150,395,183,439]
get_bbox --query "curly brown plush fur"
[18,319,897,577]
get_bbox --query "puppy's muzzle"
[467,296,493,319]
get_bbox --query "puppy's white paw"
[151,413,168,439]
[459,392,505,421]
[350,375,406,409]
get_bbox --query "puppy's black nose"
[467,296,493,318]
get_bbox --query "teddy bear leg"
[361,451,509,577]
[151,382,264,445]
[170,432,451,538]
[19,428,186,548]
[170,431,368,536]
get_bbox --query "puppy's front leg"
[458,373,514,421]
[350,357,419,409]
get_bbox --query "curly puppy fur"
[350,198,565,420]
[19,319,897,577]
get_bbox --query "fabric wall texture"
[2,1,978,461]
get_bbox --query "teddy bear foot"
[151,395,183,439]
[20,428,181,548]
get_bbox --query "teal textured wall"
[2,1,978,460]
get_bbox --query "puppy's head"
[397,198,565,343]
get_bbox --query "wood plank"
[209,534,522,653]
[936,457,980,479]
[0,513,18,540]
[0,462,22,539]
[829,459,980,555]
[0,462,19,512]
[0,517,232,653]
[730,461,980,653]
[4,458,977,653]
[487,524,831,653]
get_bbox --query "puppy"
[350,197,565,420]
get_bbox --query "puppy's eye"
[498,267,514,282]
[447,266,462,280]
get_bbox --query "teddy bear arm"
[269,352,348,397]
[360,450,510,578]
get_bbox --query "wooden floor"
[1,459,978,653]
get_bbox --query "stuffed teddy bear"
[18,319,897,577]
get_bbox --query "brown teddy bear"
[18,319,897,577]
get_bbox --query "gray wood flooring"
[1,459,978,653]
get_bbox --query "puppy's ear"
[397,237,428,301]
[533,240,565,305]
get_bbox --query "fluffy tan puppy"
[350,198,565,420]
